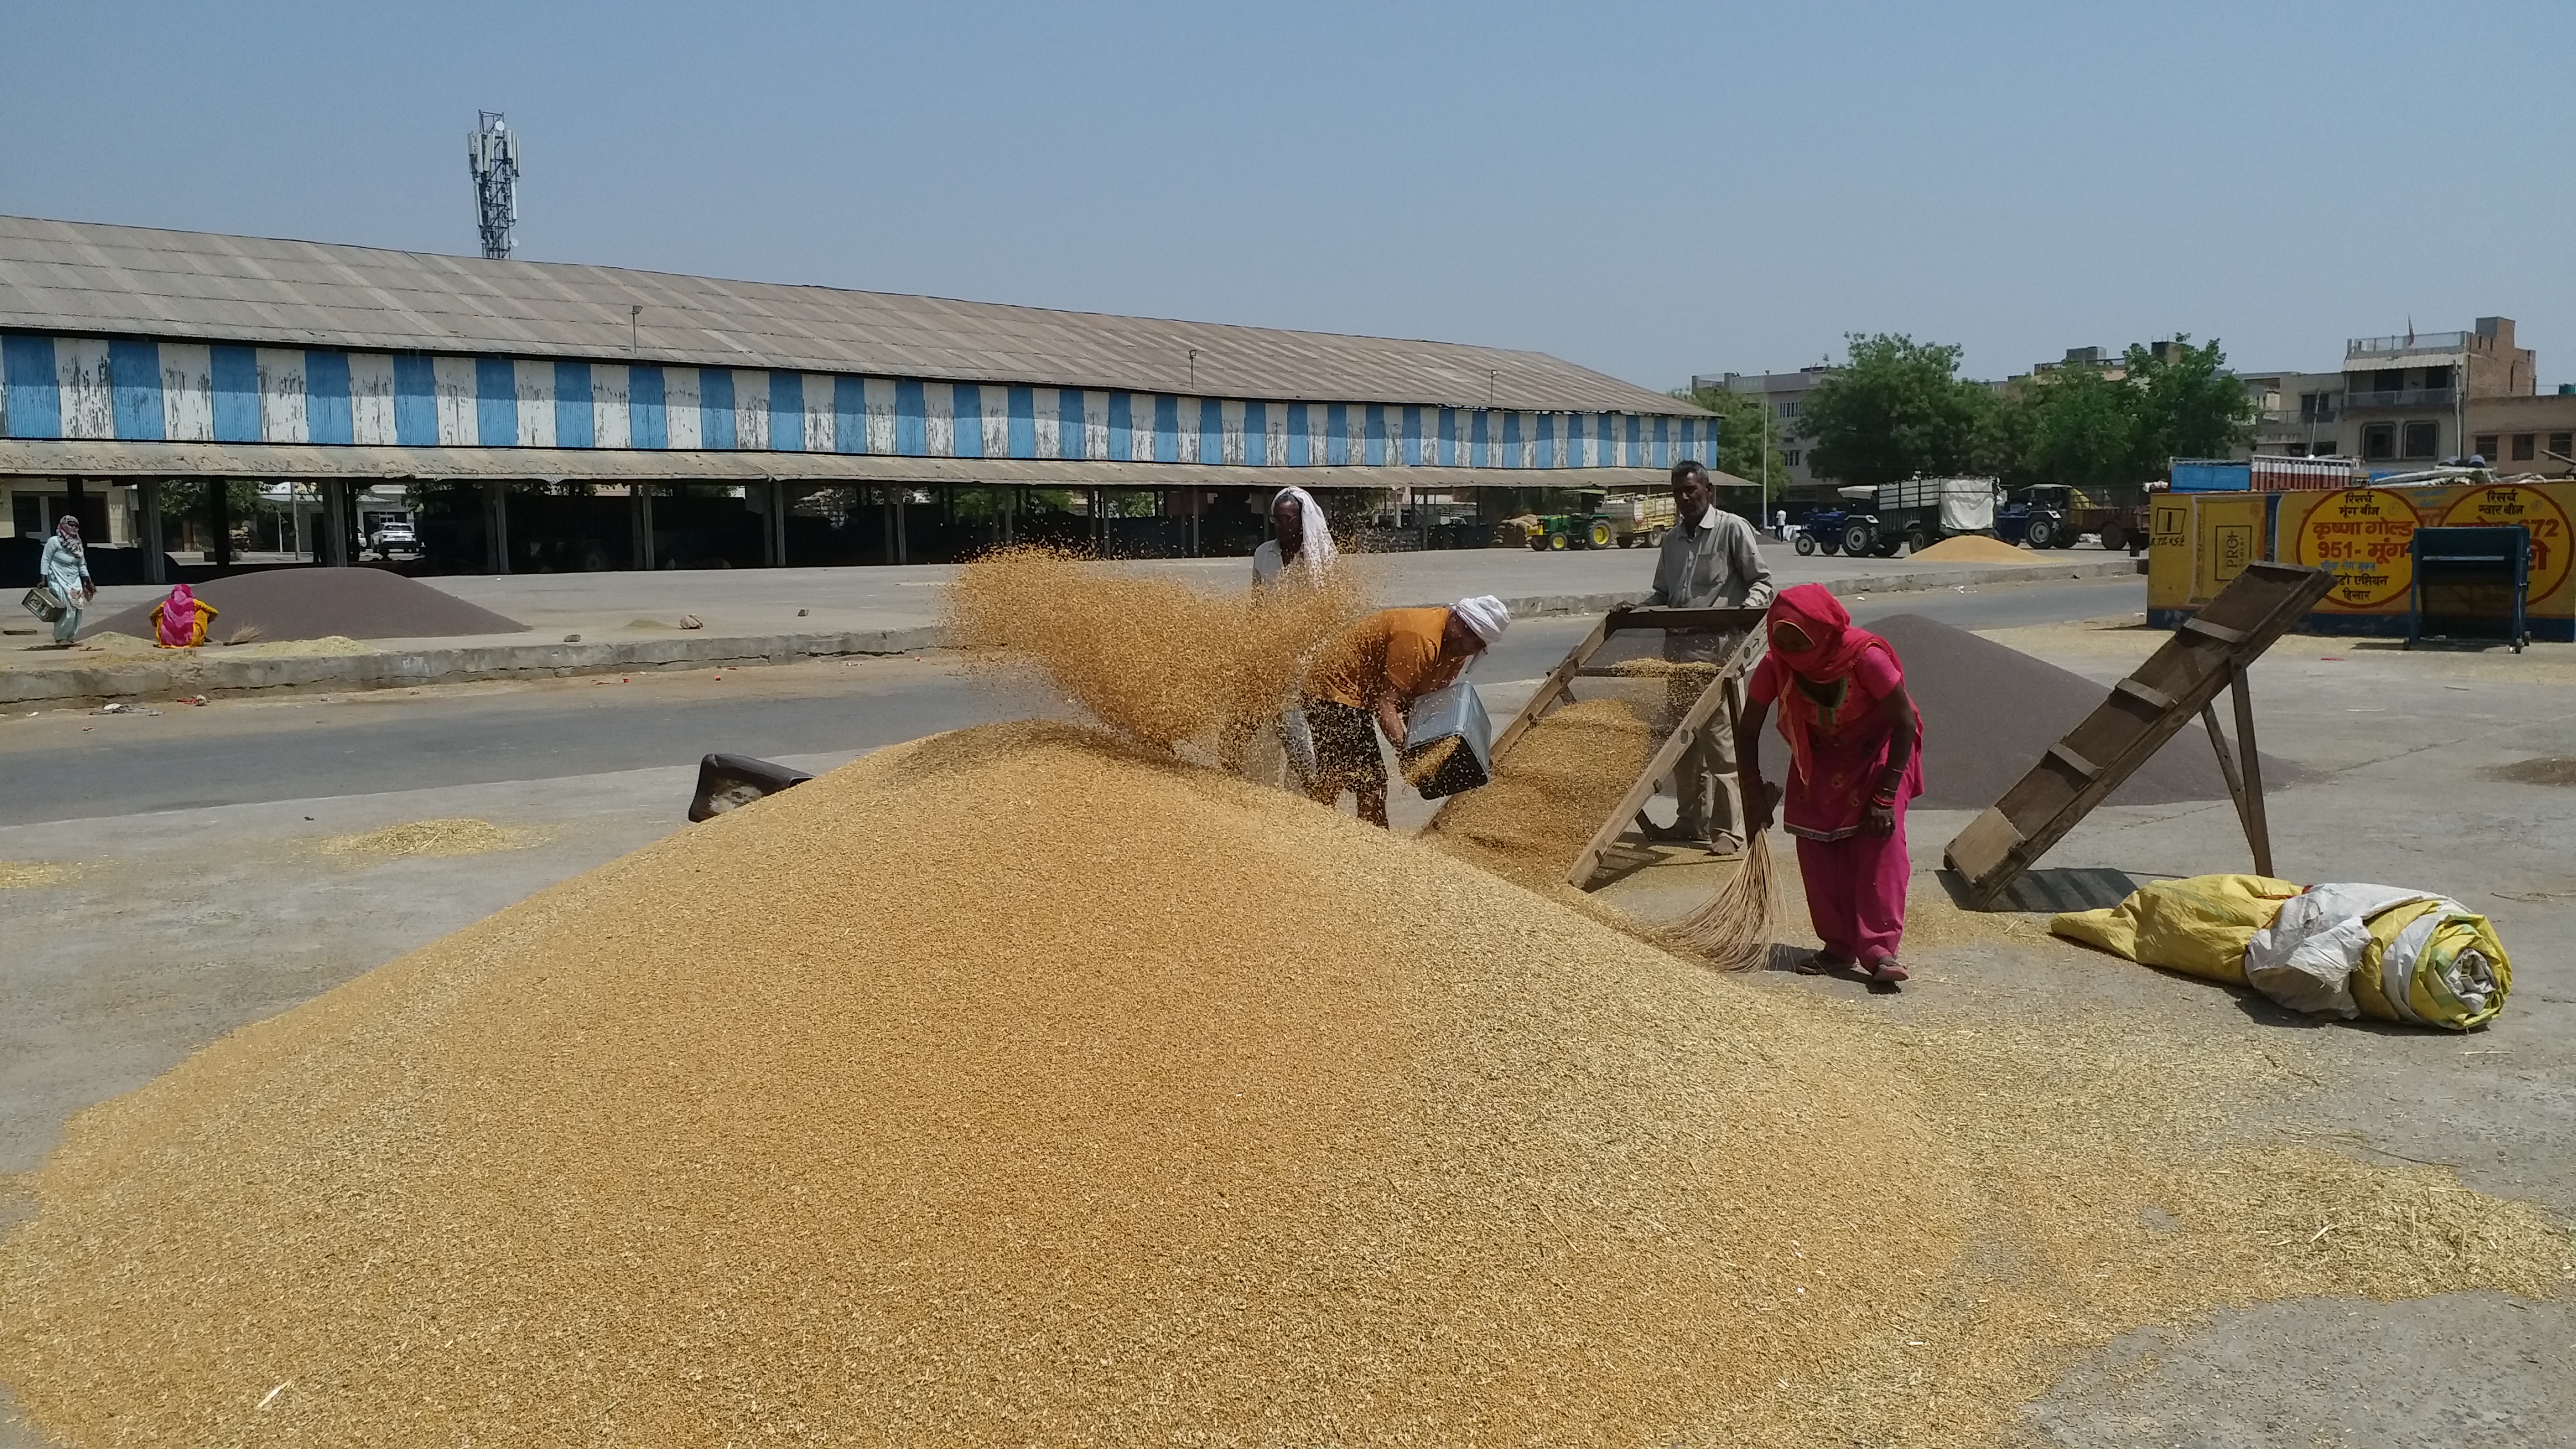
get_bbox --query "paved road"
[0,576,2144,824]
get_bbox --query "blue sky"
[3,2,2568,391]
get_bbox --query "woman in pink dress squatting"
[1736,584,1924,983]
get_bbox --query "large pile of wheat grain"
[943,545,1366,754]
[1,724,2563,1448]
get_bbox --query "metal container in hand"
[1400,680,1493,799]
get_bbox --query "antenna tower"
[468,111,522,261]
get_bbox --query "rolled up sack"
[2054,875,2511,1030]
[2246,884,2508,1031]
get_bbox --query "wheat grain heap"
[3,562,2566,1447]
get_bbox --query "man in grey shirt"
[1610,459,1775,852]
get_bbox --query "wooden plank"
[2114,678,2175,712]
[1605,605,1766,636]
[2044,742,2100,779]
[1565,626,1767,889]
[2230,662,2274,877]
[2201,701,2252,844]
[1944,561,2333,908]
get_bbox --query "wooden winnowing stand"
[1457,605,1769,891]
[1943,561,2336,909]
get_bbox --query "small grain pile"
[944,546,1367,754]
[1421,696,1658,894]
[1908,534,2052,565]
[1,724,2565,1449]
[316,818,539,860]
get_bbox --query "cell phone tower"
[468,111,522,261]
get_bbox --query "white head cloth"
[1450,594,1510,644]
[1270,486,1339,579]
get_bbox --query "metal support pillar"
[894,490,908,565]
[1190,486,1201,557]
[483,481,510,573]
[209,478,234,569]
[631,486,654,570]
[138,480,167,584]
[318,480,350,567]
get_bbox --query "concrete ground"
[2,575,2568,1447]
[49,536,2131,658]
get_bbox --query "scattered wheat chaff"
[0,860,79,889]
[943,544,1367,755]
[316,818,539,860]
[1658,828,1781,970]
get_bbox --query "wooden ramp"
[1464,605,1768,890]
[1944,561,2336,909]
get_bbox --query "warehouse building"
[0,215,1710,580]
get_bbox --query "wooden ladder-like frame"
[1943,561,2336,908]
[1465,605,1770,890]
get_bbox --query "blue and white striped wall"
[0,333,1713,472]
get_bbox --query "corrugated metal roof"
[0,437,1670,491]
[0,215,1699,417]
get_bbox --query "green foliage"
[2014,366,2142,492]
[1796,335,2002,486]
[2124,334,2258,462]
[2004,334,2257,492]
[1671,387,1793,502]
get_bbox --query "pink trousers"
[1793,809,1910,966]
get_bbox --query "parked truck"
[1796,477,2001,557]
[1996,484,2150,553]
[1602,491,1677,547]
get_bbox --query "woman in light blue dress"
[39,513,94,646]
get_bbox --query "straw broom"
[1658,784,1781,972]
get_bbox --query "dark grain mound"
[84,568,525,643]
[1750,614,2303,811]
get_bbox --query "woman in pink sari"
[1736,584,1922,983]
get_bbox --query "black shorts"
[1301,698,1385,790]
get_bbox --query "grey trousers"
[1665,674,1743,841]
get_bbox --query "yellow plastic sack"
[2350,898,2511,1031]
[2050,874,2303,984]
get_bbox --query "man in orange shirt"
[1298,595,1508,826]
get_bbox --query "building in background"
[0,215,1711,580]
[2337,316,2533,468]
[1690,367,1833,495]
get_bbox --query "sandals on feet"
[1863,958,1910,983]
[1794,950,1855,976]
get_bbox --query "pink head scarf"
[157,583,199,647]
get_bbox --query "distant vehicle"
[367,522,420,559]
[1996,484,2149,553]
[1799,477,2001,557]
[1600,491,1677,547]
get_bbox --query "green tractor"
[1525,491,1616,551]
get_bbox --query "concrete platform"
[1,543,2141,705]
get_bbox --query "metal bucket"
[1400,680,1493,799]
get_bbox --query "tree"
[1670,386,1793,505]
[2012,365,2141,493]
[1999,334,2258,494]
[2125,334,2257,463]
[1796,334,2002,485]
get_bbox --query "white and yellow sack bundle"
[2052,875,2510,1031]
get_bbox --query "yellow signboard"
[2189,494,2269,605]
[2440,484,2570,604]
[2147,478,2576,638]
[2288,487,2419,609]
